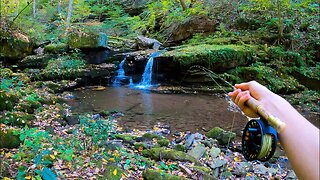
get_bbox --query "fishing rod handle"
[246,98,286,133]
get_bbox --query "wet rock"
[143,169,189,180]
[209,158,227,169]
[210,147,221,158]
[0,129,21,149]
[142,147,198,164]
[44,43,69,54]
[187,144,206,160]
[163,15,217,44]
[206,127,236,145]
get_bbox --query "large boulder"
[0,31,33,60]
[163,15,217,44]
[162,44,256,71]
[20,54,54,68]
[120,0,149,16]
[68,32,108,49]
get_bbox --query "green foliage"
[41,56,86,80]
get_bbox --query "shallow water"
[70,86,248,136]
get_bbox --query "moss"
[142,147,198,164]
[206,127,224,139]
[163,44,256,70]
[142,169,189,180]
[101,165,125,180]
[0,31,33,59]
[0,129,21,149]
[192,166,212,174]
[173,144,186,152]
[142,133,165,140]
[114,134,137,143]
[267,47,304,67]
[0,111,34,126]
[20,54,53,68]
[157,139,170,147]
[44,43,69,54]
[0,91,18,111]
[68,32,107,49]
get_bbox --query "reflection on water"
[71,87,248,135]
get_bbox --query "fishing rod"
[189,65,286,161]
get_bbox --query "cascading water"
[113,57,126,86]
[137,52,161,88]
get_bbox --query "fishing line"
[188,65,282,162]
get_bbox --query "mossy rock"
[192,166,212,174]
[114,134,137,143]
[157,139,170,147]
[20,54,53,68]
[0,31,33,60]
[163,44,256,71]
[142,133,165,140]
[0,111,34,126]
[44,43,69,54]
[173,144,186,152]
[142,169,189,180]
[101,165,125,180]
[68,32,108,49]
[206,127,236,145]
[0,129,21,149]
[142,147,198,164]
[0,91,18,111]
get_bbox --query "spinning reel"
[242,118,278,161]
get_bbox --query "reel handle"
[246,98,286,133]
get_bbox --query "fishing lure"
[189,66,285,161]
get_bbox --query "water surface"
[71,87,248,136]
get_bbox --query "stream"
[70,86,248,136]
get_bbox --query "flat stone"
[185,134,195,149]
[188,144,206,160]
[253,164,268,175]
[210,147,221,158]
[210,158,227,169]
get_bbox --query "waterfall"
[138,52,161,87]
[113,57,126,86]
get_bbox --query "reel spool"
[242,118,278,161]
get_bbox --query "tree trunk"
[66,0,74,32]
[57,0,61,14]
[179,0,187,11]
[33,0,36,18]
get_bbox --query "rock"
[143,169,189,180]
[64,115,80,125]
[105,140,123,151]
[0,31,33,60]
[114,134,137,144]
[120,0,148,16]
[157,139,170,147]
[173,144,186,152]
[184,134,195,150]
[0,91,18,111]
[135,36,162,50]
[44,43,69,54]
[201,140,212,148]
[286,170,297,179]
[206,127,236,145]
[192,166,212,174]
[209,147,221,158]
[209,158,227,169]
[162,44,255,72]
[0,111,34,126]
[0,129,21,149]
[187,144,206,160]
[253,164,268,175]
[68,31,108,49]
[142,147,198,164]
[103,165,125,180]
[19,54,53,68]
[163,15,217,44]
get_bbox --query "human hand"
[228,81,273,118]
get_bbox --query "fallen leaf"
[50,155,56,160]
[113,169,117,176]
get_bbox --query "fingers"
[228,88,259,118]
